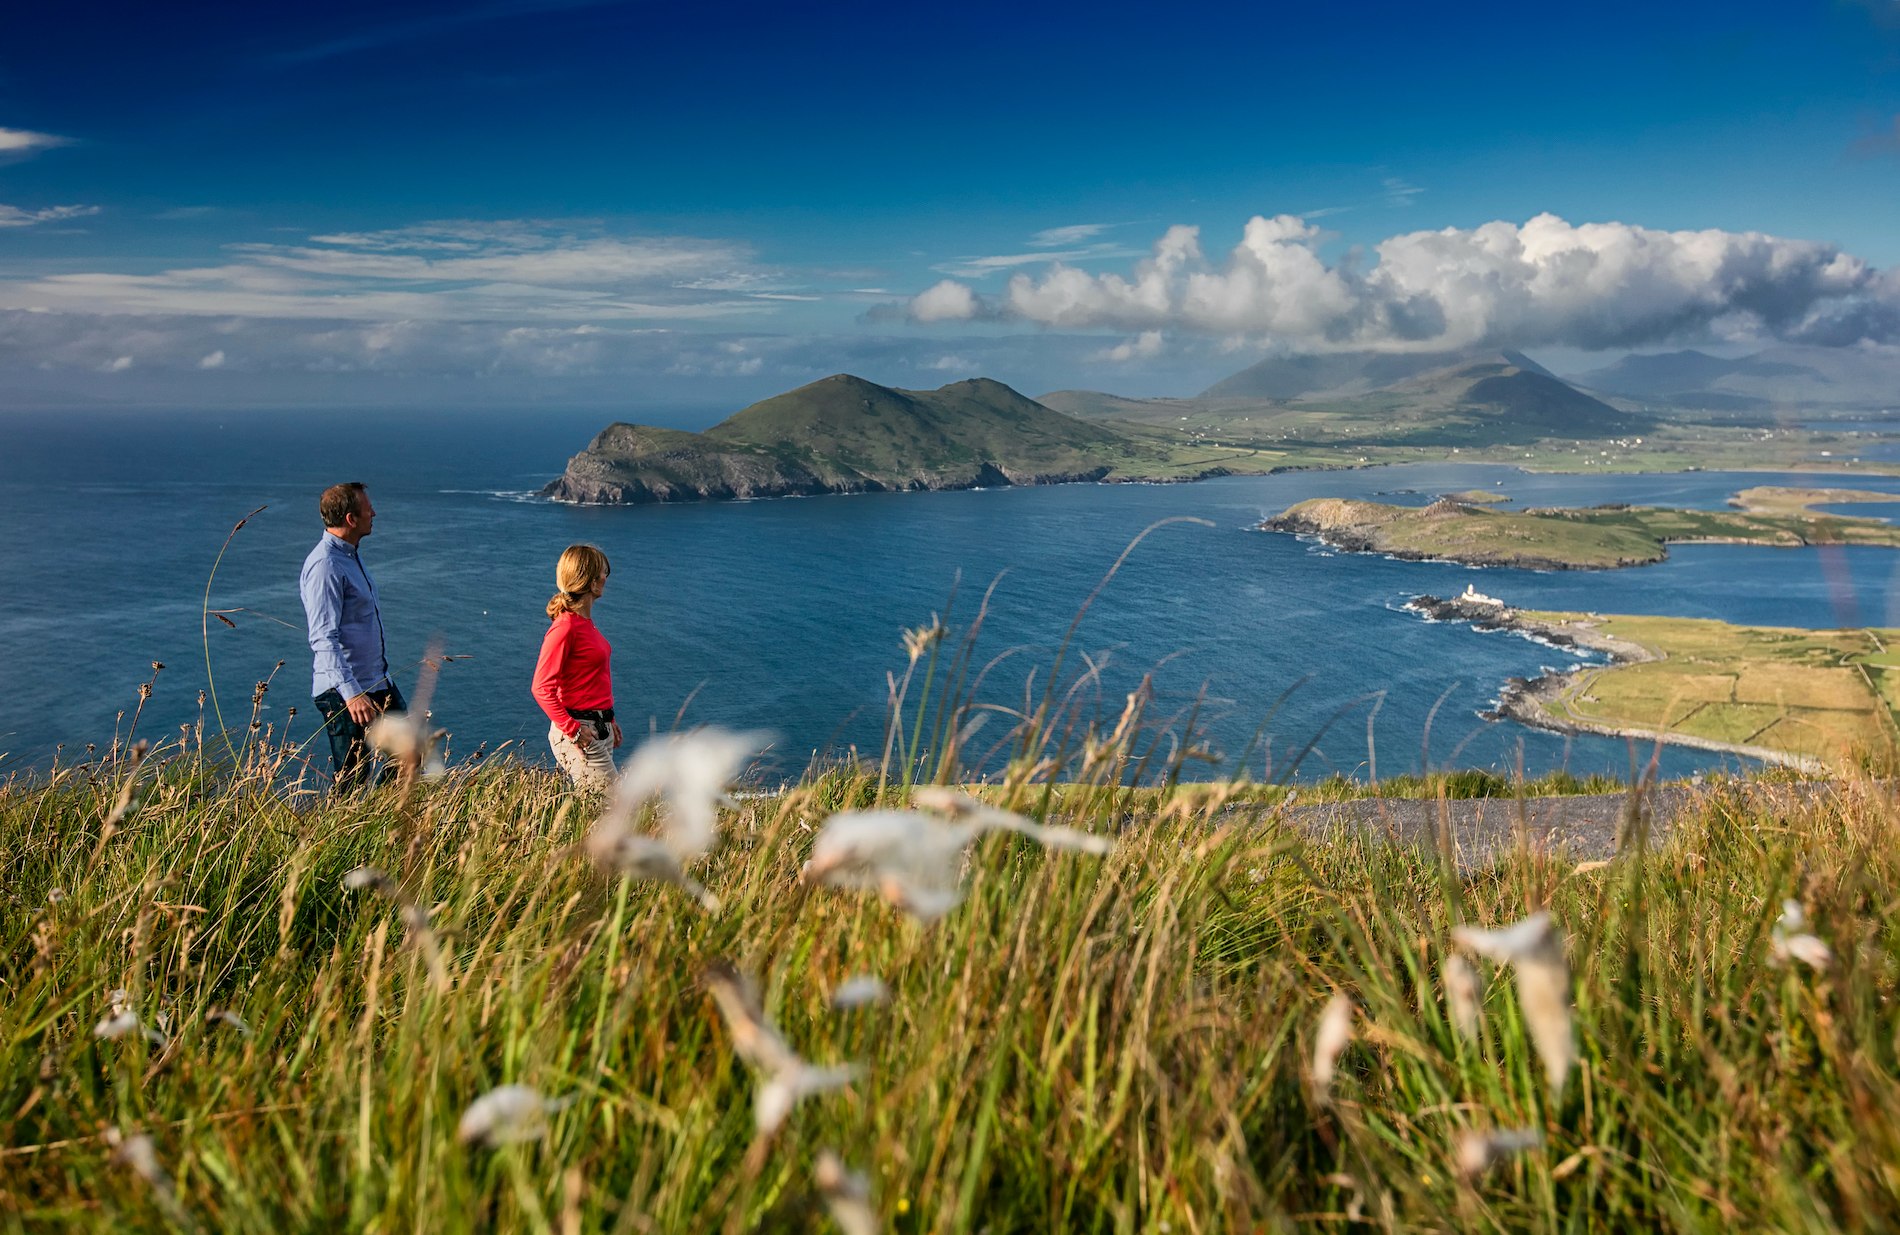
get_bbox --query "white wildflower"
[94,1010,141,1040]
[456,1085,574,1147]
[342,866,395,894]
[1770,898,1834,971]
[1452,911,1574,1097]
[1443,954,1482,1042]
[803,798,1110,924]
[1455,1127,1543,1179]
[209,1009,253,1036]
[815,1150,878,1235]
[830,975,891,1009]
[581,728,772,909]
[702,964,859,1137]
[1311,993,1354,1103]
[104,1127,172,1195]
[366,710,449,780]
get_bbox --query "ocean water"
[8,408,1900,785]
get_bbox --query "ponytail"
[546,543,610,620]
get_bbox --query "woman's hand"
[610,720,623,749]
[568,725,595,752]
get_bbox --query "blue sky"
[2,0,1897,412]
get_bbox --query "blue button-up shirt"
[300,534,390,700]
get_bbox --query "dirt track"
[1239,779,1878,867]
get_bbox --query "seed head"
[1311,993,1354,1103]
[1452,912,1574,1097]
[830,975,891,1009]
[457,1085,573,1147]
[1443,954,1482,1042]
[1455,1127,1542,1180]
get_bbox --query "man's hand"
[610,720,623,749]
[345,691,381,725]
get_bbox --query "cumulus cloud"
[908,212,1900,351]
[199,350,226,369]
[909,279,986,323]
[0,219,780,322]
[0,204,99,228]
[1095,331,1165,362]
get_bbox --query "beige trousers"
[550,719,616,789]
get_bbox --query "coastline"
[1405,593,1825,772]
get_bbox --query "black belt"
[569,707,615,723]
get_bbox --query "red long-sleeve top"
[531,612,614,738]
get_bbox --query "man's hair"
[319,482,369,528]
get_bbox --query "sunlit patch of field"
[1525,613,1900,763]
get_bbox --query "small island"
[544,374,1285,504]
[1410,590,1900,770]
[1264,489,1900,570]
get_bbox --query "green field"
[1517,612,1900,765]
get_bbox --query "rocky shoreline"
[1405,592,1820,771]
[543,462,1122,505]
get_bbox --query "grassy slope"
[5,752,1899,1233]
[704,376,1137,482]
[1518,612,1900,763]
[1272,496,1900,569]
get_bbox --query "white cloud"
[909,279,983,323]
[1094,331,1165,362]
[0,219,784,322]
[926,354,975,371]
[1382,177,1424,207]
[933,242,1140,279]
[0,204,99,228]
[0,127,72,162]
[106,355,133,372]
[1029,223,1112,248]
[199,350,226,369]
[909,212,1900,351]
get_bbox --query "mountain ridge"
[545,374,1158,504]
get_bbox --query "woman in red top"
[531,543,620,788]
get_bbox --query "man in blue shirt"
[300,482,404,792]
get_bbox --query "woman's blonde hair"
[546,544,611,619]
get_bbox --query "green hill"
[545,374,1207,504]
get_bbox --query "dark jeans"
[313,683,407,793]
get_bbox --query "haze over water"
[9,408,1900,784]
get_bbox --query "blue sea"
[7,407,1900,785]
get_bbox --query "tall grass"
[4,722,1897,1230]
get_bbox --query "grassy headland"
[1266,490,1900,570]
[544,375,1292,503]
[6,738,1899,1232]
[1410,593,1900,769]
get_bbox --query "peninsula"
[1264,488,1900,570]
[544,374,1284,504]
[1408,590,1900,770]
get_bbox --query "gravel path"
[1242,779,1860,867]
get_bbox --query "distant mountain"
[1574,346,1900,413]
[545,374,1158,504]
[1200,350,1470,401]
[1374,353,1642,437]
